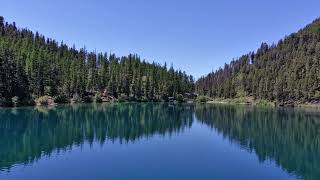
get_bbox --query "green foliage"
[71,94,82,104]
[314,91,320,99]
[139,96,149,102]
[82,96,93,103]
[0,16,195,107]
[118,94,128,103]
[11,96,19,106]
[197,96,211,103]
[176,94,184,103]
[9,96,35,107]
[0,97,13,107]
[20,98,35,107]
[196,18,320,105]
[94,93,103,103]
[256,99,272,106]
[54,95,69,104]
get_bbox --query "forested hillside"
[0,16,194,106]
[196,18,320,105]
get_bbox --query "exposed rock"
[35,96,56,106]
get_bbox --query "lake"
[0,103,319,180]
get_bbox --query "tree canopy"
[196,18,320,104]
[0,16,194,106]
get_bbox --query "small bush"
[23,98,36,106]
[10,96,33,107]
[35,96,55,106]
[140,96,149,102]
[71,94,82,104]
[234,97,246,104]
[82,96,93,103]
[314,91,320,99]
[12,96,35,107]
[54,95,69,104]
[95,93,103,103]
[197,96,210,103]
[176,94,184,103]
[128,95,137,102]
[161,94,169,102]
[152,98,161,102]
[118,94,128,103]
[256,99,272,106]
[11,96,19,106]
[0,97,13,107]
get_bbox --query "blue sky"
[1,0,319,78]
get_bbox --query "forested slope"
[0,16,194,106]
[196,18,320,105]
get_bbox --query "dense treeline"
[0,16,194,106]
[196,18,320,104]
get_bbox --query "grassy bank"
[207,97,274,107]
[204,97,320,108]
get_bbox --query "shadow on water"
[0,103,320,179]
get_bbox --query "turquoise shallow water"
[0,103,319,180]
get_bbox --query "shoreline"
[1,100,320,110]
[206,99,320,109]
[0,100,192,109]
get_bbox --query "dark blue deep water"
[0,103,319,180]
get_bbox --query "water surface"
[0,103,319,180]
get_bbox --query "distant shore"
[0,94,197,108]
[1,95,320,109]
[205,97,320,108]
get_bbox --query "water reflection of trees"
[0,103,194,171]
[195,104,320,180]
[1,103,320,179]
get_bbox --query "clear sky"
[1,0,319,78]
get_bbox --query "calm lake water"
[0,103,319,180]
